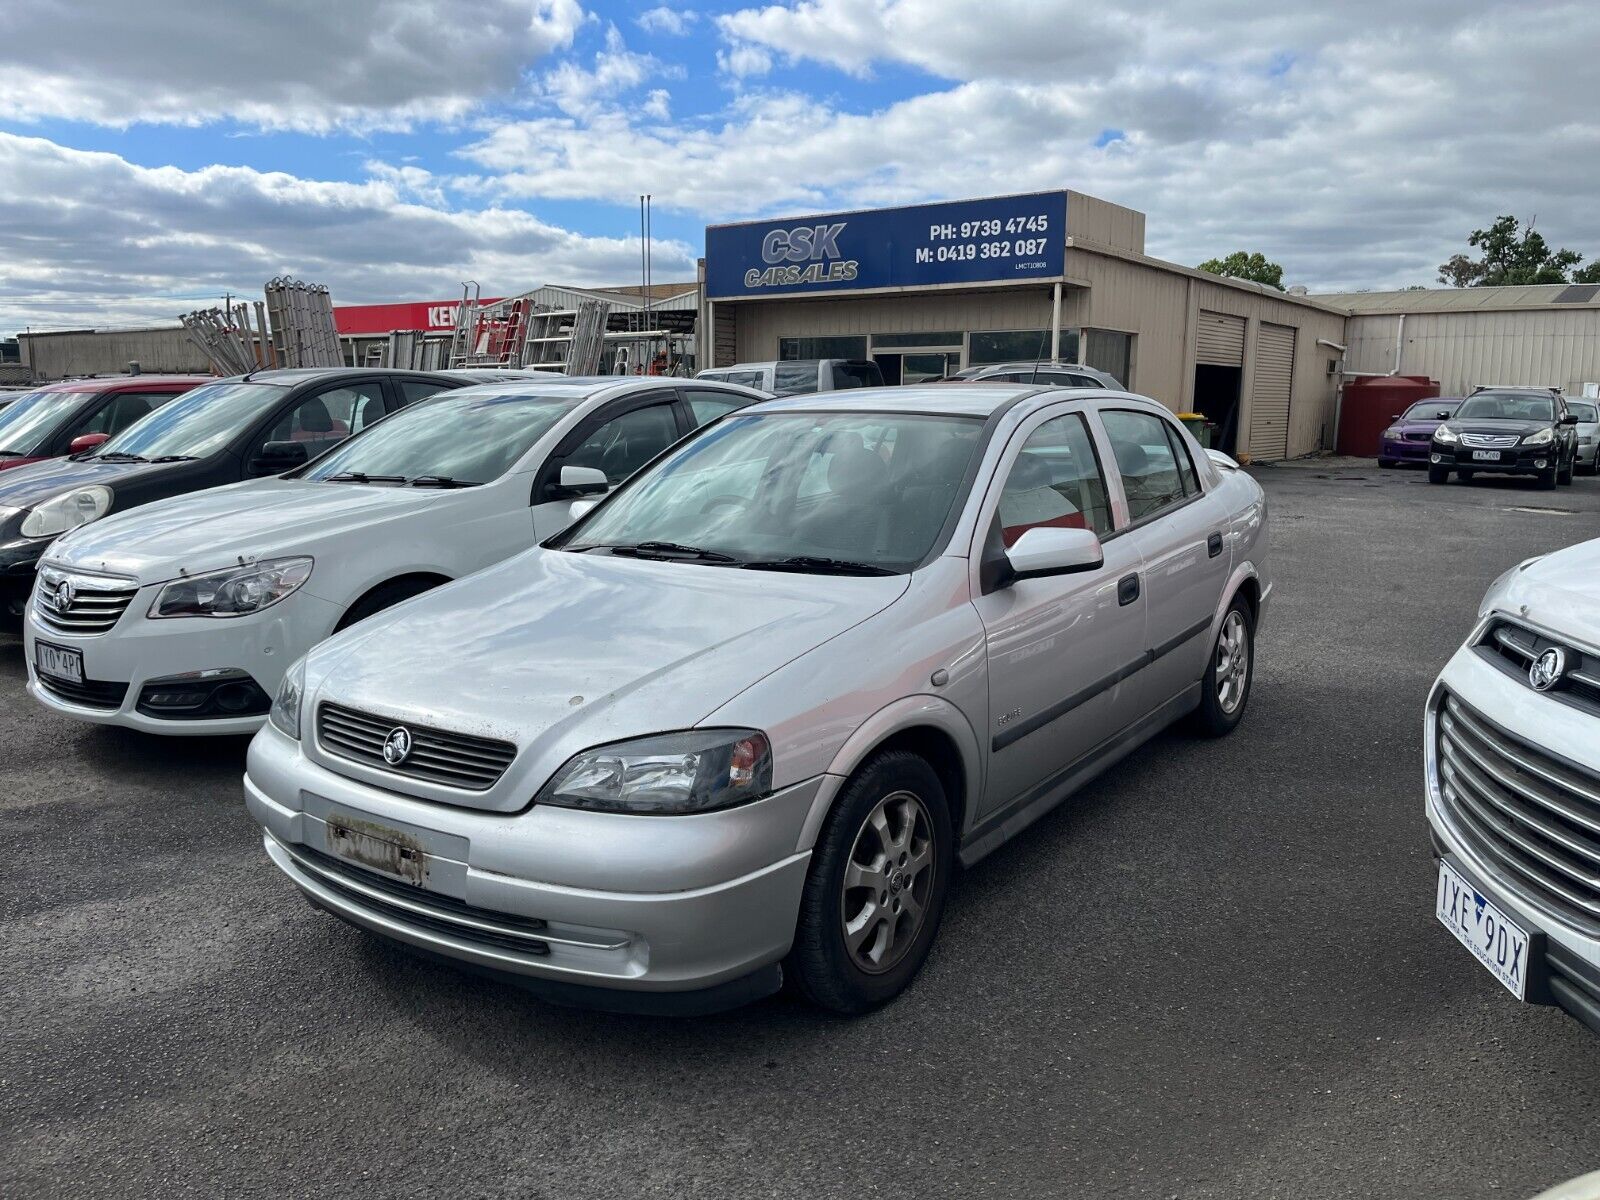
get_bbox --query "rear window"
[774,361,821,396]
[829,361,883,389]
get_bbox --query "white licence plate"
[34,641,84,685]
[1471,450,1502,462]
[1436,859,1530,1000]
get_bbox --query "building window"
[778,336,868,361]
[1084,329,1132,388]
[870,331,963,349]
[969,329,1080,366]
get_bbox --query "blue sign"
[705,191,1068,300]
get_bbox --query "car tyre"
[1190,597,1254,738]
[1457,470,1474,483]
[335,577,443,633]
[788,751,953,1014]
[1537,464,1558,490]
[1428,464,1450,484]
[1558,455,1575,486]
[1378,459,1395,469]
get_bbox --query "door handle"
[1207,531,1224,558]
[1117,573,1140,606]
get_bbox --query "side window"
[1162,422,1201,497]
[565,403,680,486]
[997,412,1112,545]
[1068,374,1105,389]
[684,389,747,428]
[267,382,386,459]
[398,379,450,407]
[1100,410,1191,523]
[773,362,820,395]
[75,391,183,438]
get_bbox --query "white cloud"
[0,0,584,132]
[541,24,672,117]
[717,43,775,79]
[637,6,696,35]
[643,90,673,120]
[0,133,694,334]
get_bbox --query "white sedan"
[23,377,764,734]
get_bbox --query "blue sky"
[1,0,1597,334]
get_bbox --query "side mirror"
[568,498,601,522]
[1205,448,1240,471]
[1559,414,1579,426]
[1435,410,1451,420]
[547,464,609,500]
[248,440,309,476]
[1003,526,1104,584]
[1389,413,1401,421]
[69,432,110,455]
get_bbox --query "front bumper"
[1431,444,1557,474]
[23,585,343,736]
[0,536,47,620]
[1379,439,1432,463]
[1426,643,1600,1034]
[245,725,821,1010]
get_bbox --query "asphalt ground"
[4,457,1600,1199]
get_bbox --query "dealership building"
[701,190,1350,460]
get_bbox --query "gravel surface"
[4,460,1600,1199]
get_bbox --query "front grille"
[38,673,128,710]
[1460,433,1521,448]
[1405,431,1433,442]
[285,842,552,956]
[34,567,140,635]
[316,702,517,791]
[1476,619,1600,717]
[1435,692,1600,932]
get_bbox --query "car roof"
[34,374,214,393]
[744,383,1059,418]
[445,376,766,402]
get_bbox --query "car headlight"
[268,658,306,740]
[19,486,112,539]
[1522,427,1554,446]
[536,729,772,815]
[148,556,313,619]
[1383,428,1402,440]
[1433,425,1459,444]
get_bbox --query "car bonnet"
[298,548,911,813]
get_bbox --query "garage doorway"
[1193,365,1242,453]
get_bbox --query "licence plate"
[1436,859,1529,1000]
[325,812,430,886]
[1471,450,1502,462]
[34,641,84,685]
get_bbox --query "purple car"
[1378,397,1461,467]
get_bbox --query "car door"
[969,406,1147,820]
[243,378,389,478]
[1094,406,1232,716]
[528,389,685,538]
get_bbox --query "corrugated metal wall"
[1345,309,1600,396]
[1196,312,1246,365]
[19,327,212,380]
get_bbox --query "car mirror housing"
[1003,526,1104,584]
[1559,414,1579,426]
[547,464,609,500]
[69,432,111,455]
[248,440,310,476]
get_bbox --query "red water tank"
[1337,375,1440,457]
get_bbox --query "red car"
[0,375,213,473]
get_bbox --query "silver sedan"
[246,384,1270,1014]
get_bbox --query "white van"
[696,359,883,396]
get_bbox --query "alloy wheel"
[840,790,936,974]
[1216,610,1250,714]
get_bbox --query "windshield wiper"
[149,455,198,463]
[406,474,480,489]
[324,471,406,484]
[605,541,738,563]
[741,556,896,576]
[91,452,149,462]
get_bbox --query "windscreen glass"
[302,388,584,484]
[1567,401,1597,422]
[95,382,287,459]
[0,390,92,455]
[1455,392,1554,422]
[564,411,984,572]
[1403,400,1459,420]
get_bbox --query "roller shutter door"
[1195,311,1245,366]
[1248,322,1295,461]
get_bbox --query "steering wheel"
[699,493,752,514]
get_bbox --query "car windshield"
[561,411,984,573]
[1568,401,1598,422]
[302,388,585,484]
[1403,400,1458,420]
[0,389,93,455]
[1455,392,1554,422]
[93,381,287,459]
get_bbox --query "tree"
[1575,261,1600,284]
[1197,251,1284,290]
[1437,215,1585,287]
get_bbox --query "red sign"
[334,299,503,336]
